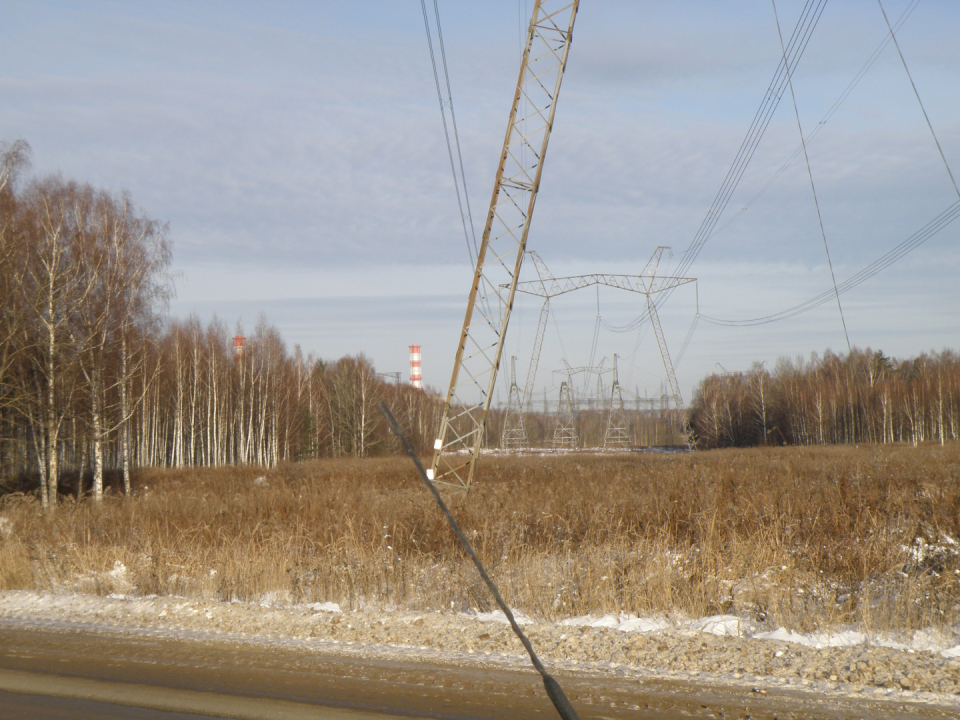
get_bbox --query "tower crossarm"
[510,273,694,298]
[557,365,612,376]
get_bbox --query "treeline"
[689,348,960,448]
[136,318,441,470]
[7,139,959,508]
[0,140,441,508]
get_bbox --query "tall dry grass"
[1,443,959,633]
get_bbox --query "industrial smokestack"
[409,344,422,389]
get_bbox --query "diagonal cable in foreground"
[378,401,580,720]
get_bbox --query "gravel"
[1,590,958,708]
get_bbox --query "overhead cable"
[701,0,960,329]
[700,198,960,326]
[599,307,651,334]
[710,0,919,240]
[671,0,828,285]
[772,0,851,352]
[420,0,480,265]
[618,1,914,347]
[638,0,827,348]
[674,314,700,368]
[877,0,960,201]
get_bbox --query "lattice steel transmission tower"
[558,359,611,411]
[430,1,580,489]
[520,251,556,413]
[501,356,529,449]
[511,246,697,449]
[604,354,629,448]
[513,247,694,402]
[552,378,578,449]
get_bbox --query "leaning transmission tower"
[429,1,580,490]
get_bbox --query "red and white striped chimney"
[409,345,422,389]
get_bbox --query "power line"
[612,1,915,346]
[601,0,924,364]
[420,0,479,265]
[674,314,699,368]
[700,198,960,326]
[586,285,601,372]
[772,0,851,352]
[709,0,919,241]
[877,0,960,202]
[700,0,960,329]
[671,0,828,285]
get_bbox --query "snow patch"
[0,516,12,537]
[561,613,672,634]
[258,591,292,607]
[616,616,672,633]
[562,614,620,629]
[306,602,342,614]
[2,590,958,661]
[105,561,133,595]
[558,612,960,654]
[692,615,745,637]
[754,628,867,648]
[472,609,533,626]
[873,628,957,653]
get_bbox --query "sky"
[3,0,958,406]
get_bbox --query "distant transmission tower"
[604,354,629,448]
[512,247,694,408]
[512,246,697,449]
[501,356,529,449]
[552,363,578,449]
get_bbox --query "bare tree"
[73,190,170,498]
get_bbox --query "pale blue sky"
[3,1,958,403]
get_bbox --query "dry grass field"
[1,443,959,634]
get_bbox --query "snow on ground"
[1,589,959,705]
[472,609,534,625]
[4,584,957,658]
[556,610,960,656]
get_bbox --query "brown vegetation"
[2,443,959,634]
[4,141,960,638]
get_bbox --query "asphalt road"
[0,624,954,720]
